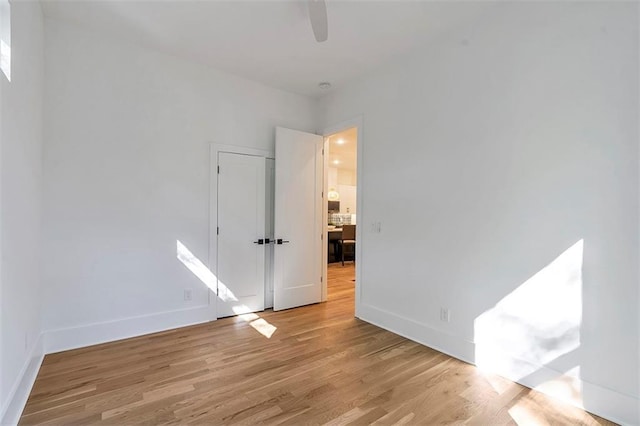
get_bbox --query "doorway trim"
[321,117,364,316]
[209,143,274,320]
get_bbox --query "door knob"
[276,239,290,245]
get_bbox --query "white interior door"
[273,127,323,311]
[217,152,266,317]
[265,158,275,309]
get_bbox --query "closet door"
[217,152,266,317]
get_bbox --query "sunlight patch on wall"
[474,239,583,381]
[234,309,260,320]
[0,0,10,81]
[177,241,277,338]
[176,240,237,302]
[231,305,255,316]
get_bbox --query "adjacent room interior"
[1,1,638,425]
[326,126,358,274]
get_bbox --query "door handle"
[276,239,290,245]
[253,239,265,245]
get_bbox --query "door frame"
[321,116,364,316]
[209,143,274,319]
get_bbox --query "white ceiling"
[328,127,357,171]
[41,1,492,97]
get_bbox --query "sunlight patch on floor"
[480,371,516,395]
[534,366,583,408]
[233,304,277,339]
[508,400,549,426]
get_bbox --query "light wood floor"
[21,263,614,425]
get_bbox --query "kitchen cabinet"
[338,184,356,214]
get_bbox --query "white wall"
[328,166,338,190]
[337,168,356,186]
[319,3,638,424]
[328,167,356,213]
[337,185,356,214]
[0,0,44,423]
[42,19,317,352]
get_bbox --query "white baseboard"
[357,302,476,364]
[0,334,45,426]
[578,383,639,426]
[357,302,639,426]
[43,304,215,354]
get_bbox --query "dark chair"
[338,225,356,266]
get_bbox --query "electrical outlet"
[184,289,193,301]
[370,222,382,233]
[440,308,451,323]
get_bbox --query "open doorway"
[323,127,358,304]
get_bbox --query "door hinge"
[217,226,219,235]
[322,191,324,198]
[321,276,323,282]
[217,165,220,174]
[322,148,325,155]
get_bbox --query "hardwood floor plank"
[20,263,616,425]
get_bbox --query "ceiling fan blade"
[308,0,328,42]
